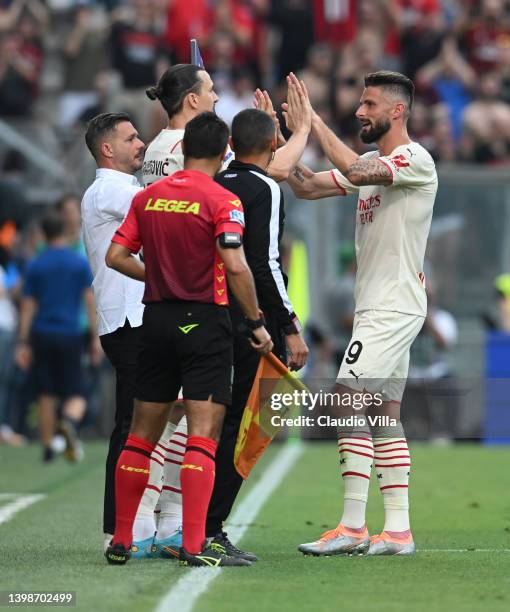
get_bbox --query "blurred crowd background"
[2,0,510,449]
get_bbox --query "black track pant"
[100,321,142,534]
[206,306,286,537]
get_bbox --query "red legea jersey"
[112,170,244,305]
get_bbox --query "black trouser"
[100,321,142,534]
[205,304,286,537]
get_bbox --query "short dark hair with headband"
[146,64,204,119]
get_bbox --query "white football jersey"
[331,141,437,317]
[142,128,235,187]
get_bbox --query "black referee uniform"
[206,160,300,537]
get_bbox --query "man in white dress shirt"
[82,113,146,549]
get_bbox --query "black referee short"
[136,301,233,406]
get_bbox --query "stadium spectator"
[109,0,170,138]
[457,0,510,73]
[15,211,101,462]
[202,0,256,68]
[0,0,48,33]
[416,37,476,141]
[334,32,384,140]
[312,0,356,47]
[398,0,446,79]
[206,29,238,94]
[214,67,256,126]
[462,71,510,163]
[269,0,314,83]
[0,10,44,117]
[162,0,210,64]
[297,43,334,110]
[59,1,108,129]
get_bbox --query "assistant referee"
[104,112,272,567]
[205,109,309,559]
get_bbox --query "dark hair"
[146,64,204,119]
[231,109,275,157]
[85,112,131,160]
[40,211,64,242]
[182,112,229,160]
[364,71,415,115]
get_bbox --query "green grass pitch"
[1,441,509,612]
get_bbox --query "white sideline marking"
[420,549,510,553]
[0,494,46,526]
[155,442,303,612]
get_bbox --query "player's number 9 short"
[345,340,363,365]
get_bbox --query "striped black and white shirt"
[215,160,295,329]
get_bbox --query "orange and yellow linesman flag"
[234,352,307,479]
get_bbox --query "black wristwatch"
[245,316,265,331]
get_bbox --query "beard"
[359,118,391,144]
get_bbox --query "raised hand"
[282,73,312,134]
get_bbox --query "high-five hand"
[282,73,312,134]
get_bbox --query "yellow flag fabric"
[234,352,307,479]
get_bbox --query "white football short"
[337,309,425,402]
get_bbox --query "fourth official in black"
[206,108,309,559]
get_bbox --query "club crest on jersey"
[229,209,245,226]
[388,154,410,171]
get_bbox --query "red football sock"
[181,436,217,554]
[113,434,155,549]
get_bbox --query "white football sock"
[156,416,187,539]
[338,432,373,529]
[373,434,411,533]
[132,421,177,541]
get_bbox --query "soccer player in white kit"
[292,71,438,556]
[135,64,312,559]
